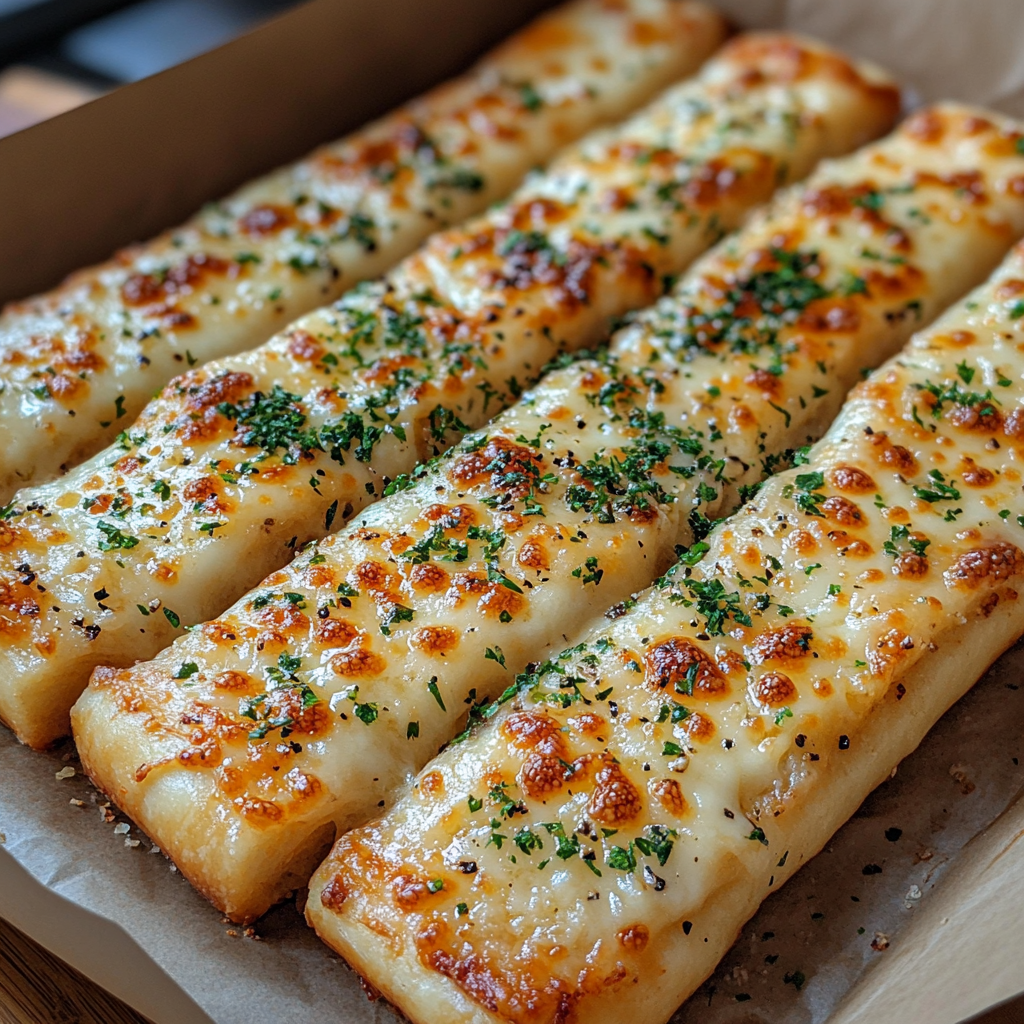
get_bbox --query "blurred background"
[0,0,303,137]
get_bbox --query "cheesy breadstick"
[3,36,900,748]
[0,0,726,501]
[73,104,1024,926]
[306,216,1024,1024]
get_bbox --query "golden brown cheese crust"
[2,35,902,749]
[0,0,728,501]
[69,102,1024,928]
[306,242,1024,1024]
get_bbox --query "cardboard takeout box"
[3,1,1024,1022]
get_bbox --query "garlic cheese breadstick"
[0,0,726,500]
[5,36,900,748]
[307,226,1024,1024]
[73,104,1024,925]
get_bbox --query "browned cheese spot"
[287,330,325,363]
[423,503,477,531]
[263,690,330,735]
[420,944,578,1024]
[960,458,995,488]
[786,529,817,555]
[823,495,864,527]
[196,619,234,643]
[239,203,294,236]
[867,433,918,474]
[904,109,946,143]
[893,552,929,578]
[518,754,566,799]
[944,541,1024,590]
[588,758,642,826]
[753,671,797,707]
[946,399,1003,434]
[172,370,255,442]
[828,531,873,557]
[745,367,781,398]
[1004,407,1024,441]
[749,625,813,664]
[252,600,309,640]
[946,329,976,347]
[502,710,567,756]
[518,537,550,571]
[315,616,360,646]
[285,767,322,802]
[645,637,728,696]
[183,475,223,512]
[353,560,391,591]
[995,278,1024,300]
[450,437,543,500]
[617,924,650,952]
[331,647,385,677]
[409,563,449,592]
[867,627,915,676]
[649,777,688,817]
[829,465,876,493]
[410,625,460,655]
[393,873,436,910]
[361,353,418,386]
[568,712,605,736]
[0,578,40,637]
[716,648,748,675]
[233,796,283,824]
[320,876,349,911]
[681,710,716,742]
[799,299,860,334]
[446,572,525,618]
[419,770,445,798]
[122,253,230,309]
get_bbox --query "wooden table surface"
[1,911,1021,1024]
[0,918,149,1024]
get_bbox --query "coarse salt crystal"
[113,822,130,835]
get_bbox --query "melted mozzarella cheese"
[0,0,727,501]
[305,240,1024,1024]
[69,103,1024,928]
[6,36,901,749]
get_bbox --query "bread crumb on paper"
[55,766,75,780]
[949,763,976,795]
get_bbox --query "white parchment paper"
[5,2,1024,1022]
